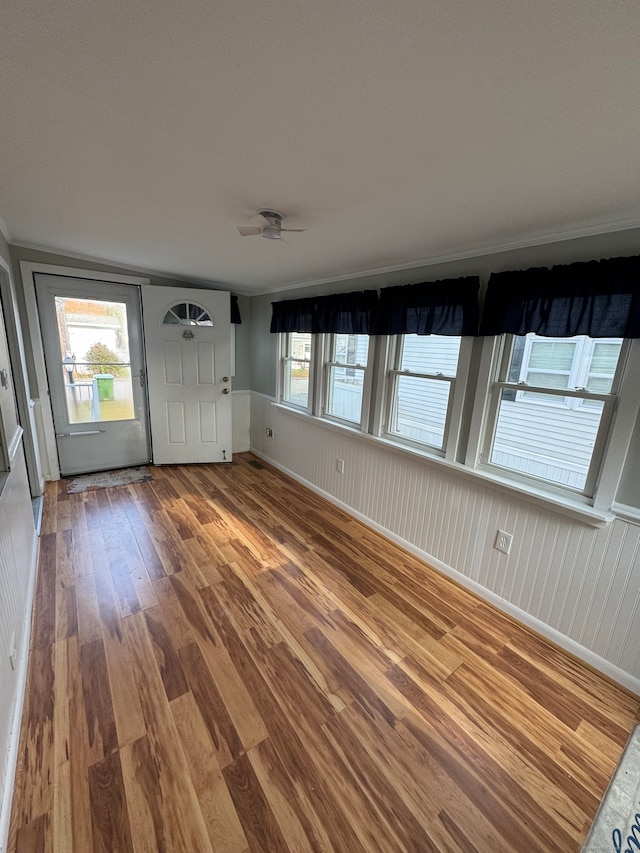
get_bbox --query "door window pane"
[55,297,135,423]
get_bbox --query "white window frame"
[379,334,473,461]
[321,333,373,431]
[279,332,315,413]
[477,334,631,500]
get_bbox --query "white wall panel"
[0,448,38,846]
[251,393,640,691]
[231,391,250,454]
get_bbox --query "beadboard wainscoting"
[250,392,640,693]
[0,446,39,850]
[231,390,250,454]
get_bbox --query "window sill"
[271,402,614,528]
[611,502,640,525]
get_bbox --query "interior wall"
[0,240,38,847]
[249,227,640,692]
[232,294,251,391]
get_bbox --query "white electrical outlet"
[336,458,344,474]
[495,529,513,555]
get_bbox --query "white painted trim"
[0,256,44,496]
[19,261,153,481]
[0,218,10,244]
[593,340,640,510]
[7,426,23,462]
[611,502,640,526]
[256,220,640,296]
[10,243,243,293]
[0,529,39,853]
[250,445,640,696]
[19,260,149,287]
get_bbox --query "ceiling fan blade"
[281,228,306,233]
[237,226,262,236]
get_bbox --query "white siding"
[493,399,603,488]
[251,392,640,690]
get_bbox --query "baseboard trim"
[0,533,40,853]
[250,447,640,698]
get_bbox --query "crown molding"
[0,217,11,244]
[257,218,640,297]
[9,240,249,294]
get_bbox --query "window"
[323,334,371,427]
[163,301,212,326]
[485,334,625,495]
[281,332,313,410]
[385,335,462,452]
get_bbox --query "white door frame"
[20,261,149,481]
[0,255,44,494]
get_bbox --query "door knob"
[222,388,230,394]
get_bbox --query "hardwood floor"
[8,452,640,852]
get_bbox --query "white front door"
[35,275,151,476]
[142,286,232,464]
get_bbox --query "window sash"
[386,370,456,452]
[381,333,466,455]
[322,334,372,429]
[280,332,313,411]
[482,335,625,497]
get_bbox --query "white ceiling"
[1,0,639,294]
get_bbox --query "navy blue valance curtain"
[373,276,480,336]
[270,291,378,334]
[270,297,317,333]
[480,255,640,338]
[314,290,378,333]
[230,294,242,324]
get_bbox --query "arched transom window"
[163,301,213,326]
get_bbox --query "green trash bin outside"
[94,373,114,402]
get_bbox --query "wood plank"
[178,642,244,769]
[122,612,216,853]
[93,570,147,747]
[14,812,52,853]
[79,638,118,762]
[88,750,134,853]
[171,691,249,853]
[221,752,290,853]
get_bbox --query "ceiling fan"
[237,210,305,240]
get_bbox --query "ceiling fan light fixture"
[237,208,305,239]
[261,225,282,240]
